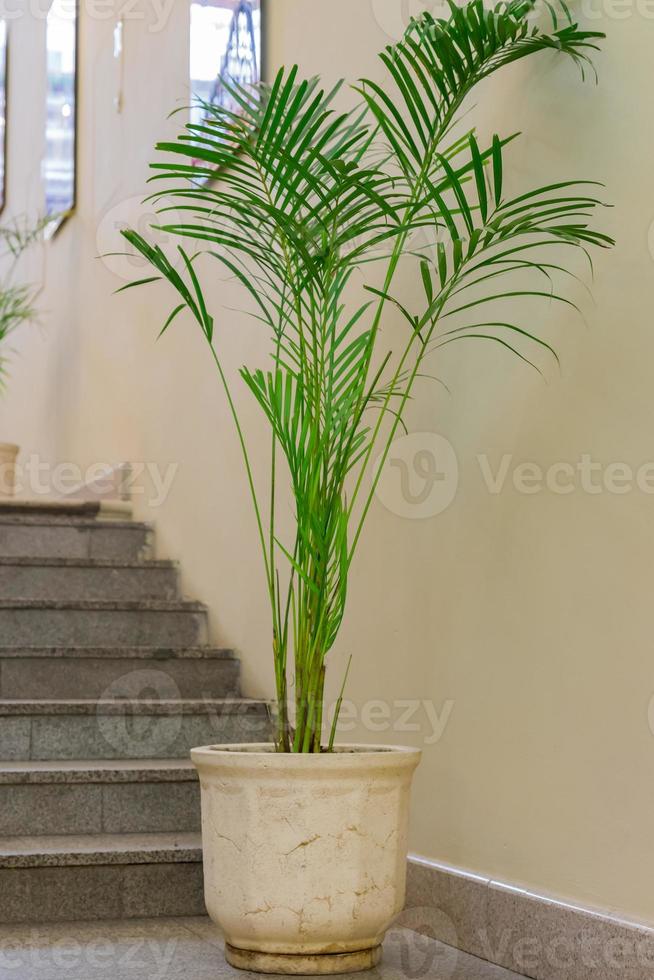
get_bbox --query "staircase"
[0,501,270,924]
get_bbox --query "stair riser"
[0,781,200,836]
[0,862,205,923]
[0,524,151,560]
[0,658,240,699]
[0,608,208,647]
[0,565,179,601]
[2,710,271,760]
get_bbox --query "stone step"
[0,760,200,836]
[0,516,152,560]
[0,832,204,923]
[0,698,271,760]
[0,500,132,519]
[0,599,208,647]
[0,557,180,601]
[0,757,197,782]
[0,646,240,699]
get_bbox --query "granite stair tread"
[0,600,209,648]
[0,758,197,784]
[0,515,149,529]
[0,504,247,920]
[0,649,241,700]
[0,760,202,836]
[0,500,131,519]
[0,646,235,659]
[0,598,205,611]
[0,556,175,568]
[0,698,267,714]
[1,699,270,761]
[0,518,153,561]
[0,560,181,601]
[0,832,202,868]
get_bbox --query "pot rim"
[191,742,422,770]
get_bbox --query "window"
[44,0,77,229]
[0,21,7,214]
[190,0,262,130]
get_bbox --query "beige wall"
[4,0,653,924]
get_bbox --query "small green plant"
[122,1,613,752]
[0,215,49,389]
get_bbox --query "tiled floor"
[0,917,530,980]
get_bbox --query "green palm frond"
[0,217,45,391]
[359,0,602,177]
[121,2,614,752]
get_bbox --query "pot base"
[225,943,382,975]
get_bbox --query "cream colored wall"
[4,0,653,923]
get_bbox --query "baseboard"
[406,855,654,980]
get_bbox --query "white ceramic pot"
[191,743,421,976]
[0,443,18,498]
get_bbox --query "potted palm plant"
[0,217,46,498]
[121,1,613,973]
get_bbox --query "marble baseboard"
[406,855,654,980]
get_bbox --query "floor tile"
[0,916,530,980]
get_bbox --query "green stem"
[206,342,272,588]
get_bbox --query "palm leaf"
[120,3,613,753]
